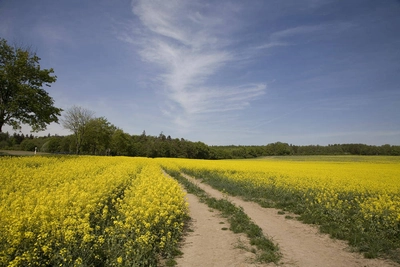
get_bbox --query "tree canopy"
[2,127,400,157]
[0,38,62,132]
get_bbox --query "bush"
[42,138,61,153]
[20,139,37,151]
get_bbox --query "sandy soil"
[175,193,262,267]
[176,174,399,267]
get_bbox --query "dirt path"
[175,193,263,267]
[178,174,399,267]
[0,150,48,156]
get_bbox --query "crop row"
[0,156,188,267]
[156,156,400,259]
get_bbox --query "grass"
[0,149,49,156]
[164,169,281,264]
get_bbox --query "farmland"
[1,155,399,266]
[0,156,188,266]
[158,156,400,260]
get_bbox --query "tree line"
[2,131,399,158]
[0,129,212,159]
[211,142,400,158]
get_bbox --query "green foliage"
[19,139,37,151]
[111,129,132,156]
[82,117,116,155]
[0,38,62,132]
[211,143,400,159]
[2,125,399,158]
[41,137,62,153]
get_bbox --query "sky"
[1,0,400,146]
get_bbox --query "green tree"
[42,137,62,153]
[59,135,75,154]
[19,138,36,151]
[111,129,132,156]
[82,117,115,155]
[61,106,94,154]
[265,142,292,155]
[0,38,62,132]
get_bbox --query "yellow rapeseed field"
[157,156,400,256]
[0,156,188,267]
[2,155,399,264]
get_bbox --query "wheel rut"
[176,173,399,267]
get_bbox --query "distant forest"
[1,131,399,159]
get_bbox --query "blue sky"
[1,0,399,145]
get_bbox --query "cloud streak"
[255,25,323,50]
[128,0,266,128]
[256,22,354,50]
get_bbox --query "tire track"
[181,173,399,267]
[175,193,263,267]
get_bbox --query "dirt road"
[176,193,261,267]
[176,174,399,267]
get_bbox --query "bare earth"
[176,193,259,267]
[176,174,400,267]
[0,150,48,156]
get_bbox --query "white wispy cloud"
[126,0,266,129]
[270,25,323,40]
[256,25,323,50]
[256,22,354,50]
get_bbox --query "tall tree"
[61,106,94,154]
[82,117,116,155]
[111,129,132,156]
[0,38,62,132]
